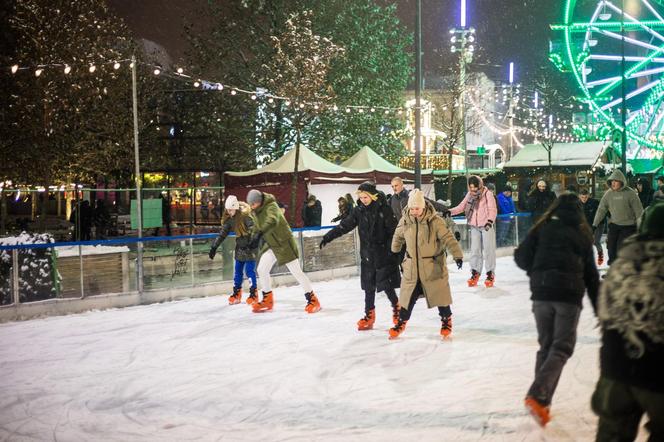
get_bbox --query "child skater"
[389,189,464,340]
[208,195,259,305]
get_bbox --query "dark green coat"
[253,193,299,265]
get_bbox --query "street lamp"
[449,18,475,177]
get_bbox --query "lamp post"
[414,0,422,189]
[450,0,475,178]
[620,0,627,175]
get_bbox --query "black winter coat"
[581,198,600,226]
[302,200,322,227]
[527,189,556,222]
[514,207,599,309]
[324,192,400,292]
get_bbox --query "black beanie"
[357,181,377,195]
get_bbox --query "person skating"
[302,194,322,227]
[450,175,498,287]
[331,196,352,223]
[526,179,556,222]
[579,188,605,266]
[514,193,599,427]
[592,169,643,265]
[592,203,664,442]
[319,181,401,330]
[208,195,259,305]
[388,189,463,340]
[246,189,321,313]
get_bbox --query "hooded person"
[209,195,259,304]
[320,181,401,329]
[592,169,643,265]
[450,175,498,287]
[592,202,664,441]
[245,189,321,314]
[514,193,600,427]
[388,189,464,339]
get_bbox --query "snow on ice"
[0,257,649,441]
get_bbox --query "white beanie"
[224,195,239,210]
[407,189,426,209]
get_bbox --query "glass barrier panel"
[192,236,229,286]
[141,239,195,291]
[53,246,85,299]
[78,243,131,297]
[300,228,357,273]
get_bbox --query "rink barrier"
[0,215,533,322]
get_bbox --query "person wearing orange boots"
[449,175,497,288]
[319,181,401,330]
[246,189,321,314]
[514,193,599,427]
[388,189,463,340]
[208,195,259,305]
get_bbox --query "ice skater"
[449,175,497,287]
[319,181,400,330]
[514,193,599,427]
[209,195,259,305]
[246,189,321,313]
[389,189,463,340]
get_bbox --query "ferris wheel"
[551,0,664,154]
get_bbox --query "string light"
[63,65,71,74]
[176,67,183,74]
[153,68,160,75]
[193,81,200,88]
[251,94,257,100]
[11,64,19,74]
[268,98,274,104]
[88,65,96,73]
[113,62,120,70]
[230,89,237,95]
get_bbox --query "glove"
[208,246,217,260]
[484,220,494,231]
[455,258,463,269]
[454,231,461,242]
[248,233,262,249]
[319,237,330,250]
[440,208,451,218]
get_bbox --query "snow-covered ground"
[0,257,648,441]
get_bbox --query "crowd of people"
[207,172,662,438]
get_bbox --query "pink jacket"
[450,177,497,227]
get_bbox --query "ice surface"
[0,257,648,441]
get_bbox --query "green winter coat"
[593,170,643,227]
[391,201,464,308]
[252,193,299,265]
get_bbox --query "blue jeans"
[234,260,257,289]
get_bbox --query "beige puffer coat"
[392,201,464,308]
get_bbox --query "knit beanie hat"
[246,189,263,206]
[224,195,239,210]
[639,202,664,239]
[407,189,426,209]
[356,181,379,201]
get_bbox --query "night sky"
[107,0,564,86]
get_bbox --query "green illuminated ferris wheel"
[551,0,664,153]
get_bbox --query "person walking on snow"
[208,195,259,305]
[246,189,321,313]
[389,189,463,340]
[592,203,664,442]
[592,169,643,266]
[319,181,401,330]
[450,175,498,287]
[514,193,599,427]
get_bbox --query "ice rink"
[0,256,648,441]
